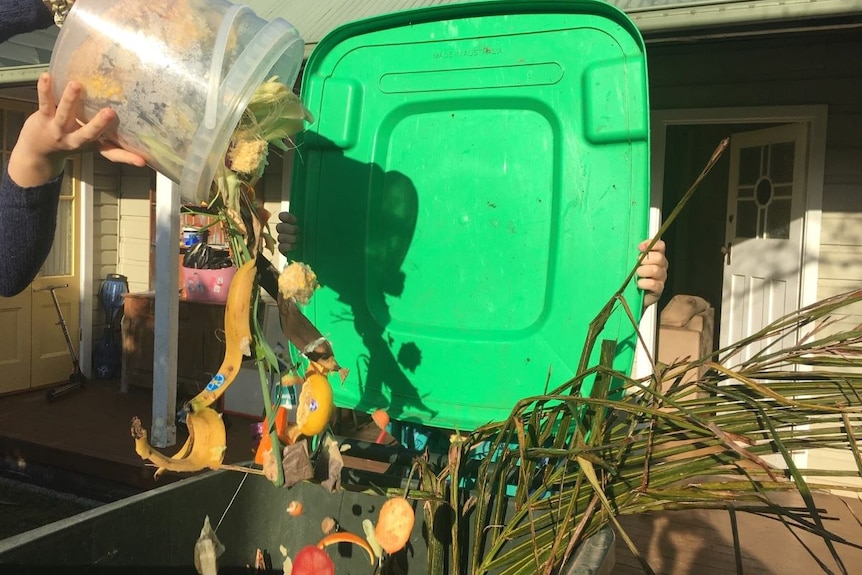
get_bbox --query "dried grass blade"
[577,456,656,575]
[842,412,862,477]
[751,399,848,574]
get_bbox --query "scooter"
[37,284,87,402]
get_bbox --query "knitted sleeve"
[0,0,54,44]
[0,168,62,297]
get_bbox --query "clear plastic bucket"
[48,0,304,204]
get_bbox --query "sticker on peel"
[206,373,226,392]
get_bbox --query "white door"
[720,123,808,364]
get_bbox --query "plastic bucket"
[48,0,304,204]
[182,265,237,303]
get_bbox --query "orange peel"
[317,531,376,565]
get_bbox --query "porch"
[0,379,860,574]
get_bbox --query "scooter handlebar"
[34,283,70,292]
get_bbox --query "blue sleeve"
[0,168,62,297]
[0,0,54,44]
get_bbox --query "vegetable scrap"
[252,548,269,572]
[317,531,376,565]
[193,516,224,575]
[286,500,303,517]
[280,440,315,489]
[277,261,319,306]
[278,546,292,575]
[375,497,415,555]
[313,435,344,493]
[362,519,384,559]
[292,546,334,575]
[371,409,390,444]
[254,406,291,465]
[320,516,338,536]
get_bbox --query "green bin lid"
[290,0,650,431]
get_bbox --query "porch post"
[151,173,179,448]
[79,153,95,379]
[631,206,662,381]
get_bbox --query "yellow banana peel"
[187,258,256,413]
[131,407,227,475]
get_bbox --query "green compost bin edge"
[289,0,650,431]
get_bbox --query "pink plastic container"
[182,266,236,304]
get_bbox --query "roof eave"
[0,64,47,86]
[628,0,862,34]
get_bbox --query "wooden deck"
[614,496,862,575]
[1,379,861,574]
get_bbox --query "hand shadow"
[290,133,437,423]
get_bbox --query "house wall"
[91,159,152,339]
[647,27,862,332]
[116,166,153,293]
[90,157,122,336]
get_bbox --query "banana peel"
[187,258,256,413]
[131,407,227,475]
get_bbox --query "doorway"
[650,106,827,358]
[0,100,82,393]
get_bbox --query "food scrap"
[292,546,334,575]
[371,409,390,444]
[375,497,416,555]
[278,261,319,305]
[321,516,338,535]
[193,516,224,575]
[286,501,303,517]
[314,435,344,493]
[289,373,334,443]
[317,531,376,565]
[131,407,226,477]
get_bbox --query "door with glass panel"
[30,158,82,388]
[0,101,35,392]
[720,123,808,364]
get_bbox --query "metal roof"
[2,0,861,82]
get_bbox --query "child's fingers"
[35,73,56,116]
[72,108,117,145]
[641,250,666,267]
[100,145,146,167]
[637,276,663,294]
[638,238,666,255]
[276,215,299,254]
[637,262,667,283]
[53,80,84,130]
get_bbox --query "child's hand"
[277,211,299,256]
[7,72,145,188]
[636,239,668,308]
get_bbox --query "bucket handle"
[206,4,251,130]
